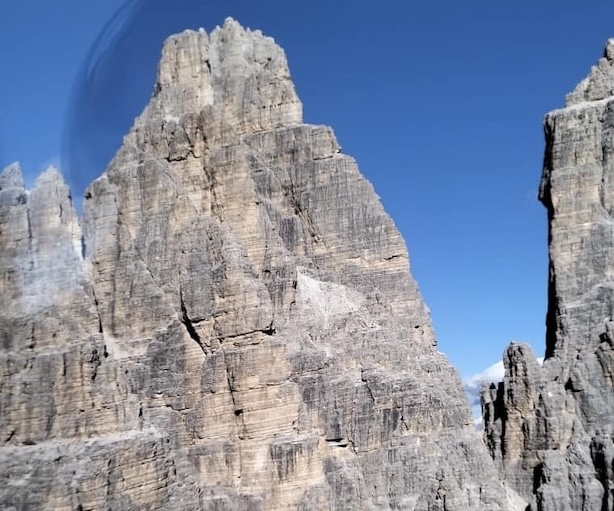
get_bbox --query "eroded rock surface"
[1,19,516,510]
[483,40,614,510]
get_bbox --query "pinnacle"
[148,16,302,132]
[0,162,24,190]
[33,165,66,188]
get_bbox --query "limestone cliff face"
[483,40,614,510]
[1,19,516,510]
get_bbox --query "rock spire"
[482,38,614,510]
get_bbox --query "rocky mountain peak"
[142,17,302,138]
[566,38,614,106]
[0,19,544,511]
[0,162,25,190]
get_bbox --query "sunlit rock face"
[0,19,517,510]
[62,0,215,204]
[483,40,614,511]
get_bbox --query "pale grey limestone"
[567,39,614,106]
[1,19,519,510]
[483,39,614,510]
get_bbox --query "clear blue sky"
[2,1,613,381]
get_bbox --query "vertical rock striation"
[1,19,517,510]
[483,39,614,510]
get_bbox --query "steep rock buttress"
[1,19,519,510]
[483,39,614,511]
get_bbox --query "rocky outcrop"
[0,19,518,510]
[483,39,614,510]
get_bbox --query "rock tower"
[0,19,517,511]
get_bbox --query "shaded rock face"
[0,19,516,510]
[483,40,614,510]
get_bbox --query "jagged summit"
[33,165,67,189]
[0,20,519,510]
[137,16,302,135]
[0,162,25,190]
[566,38,614,106]
[1,162,74,197]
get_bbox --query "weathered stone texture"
[1,19,518,510]
[483,39,614,510]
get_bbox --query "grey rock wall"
[482,39,614,511]
[0,19,519,510]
